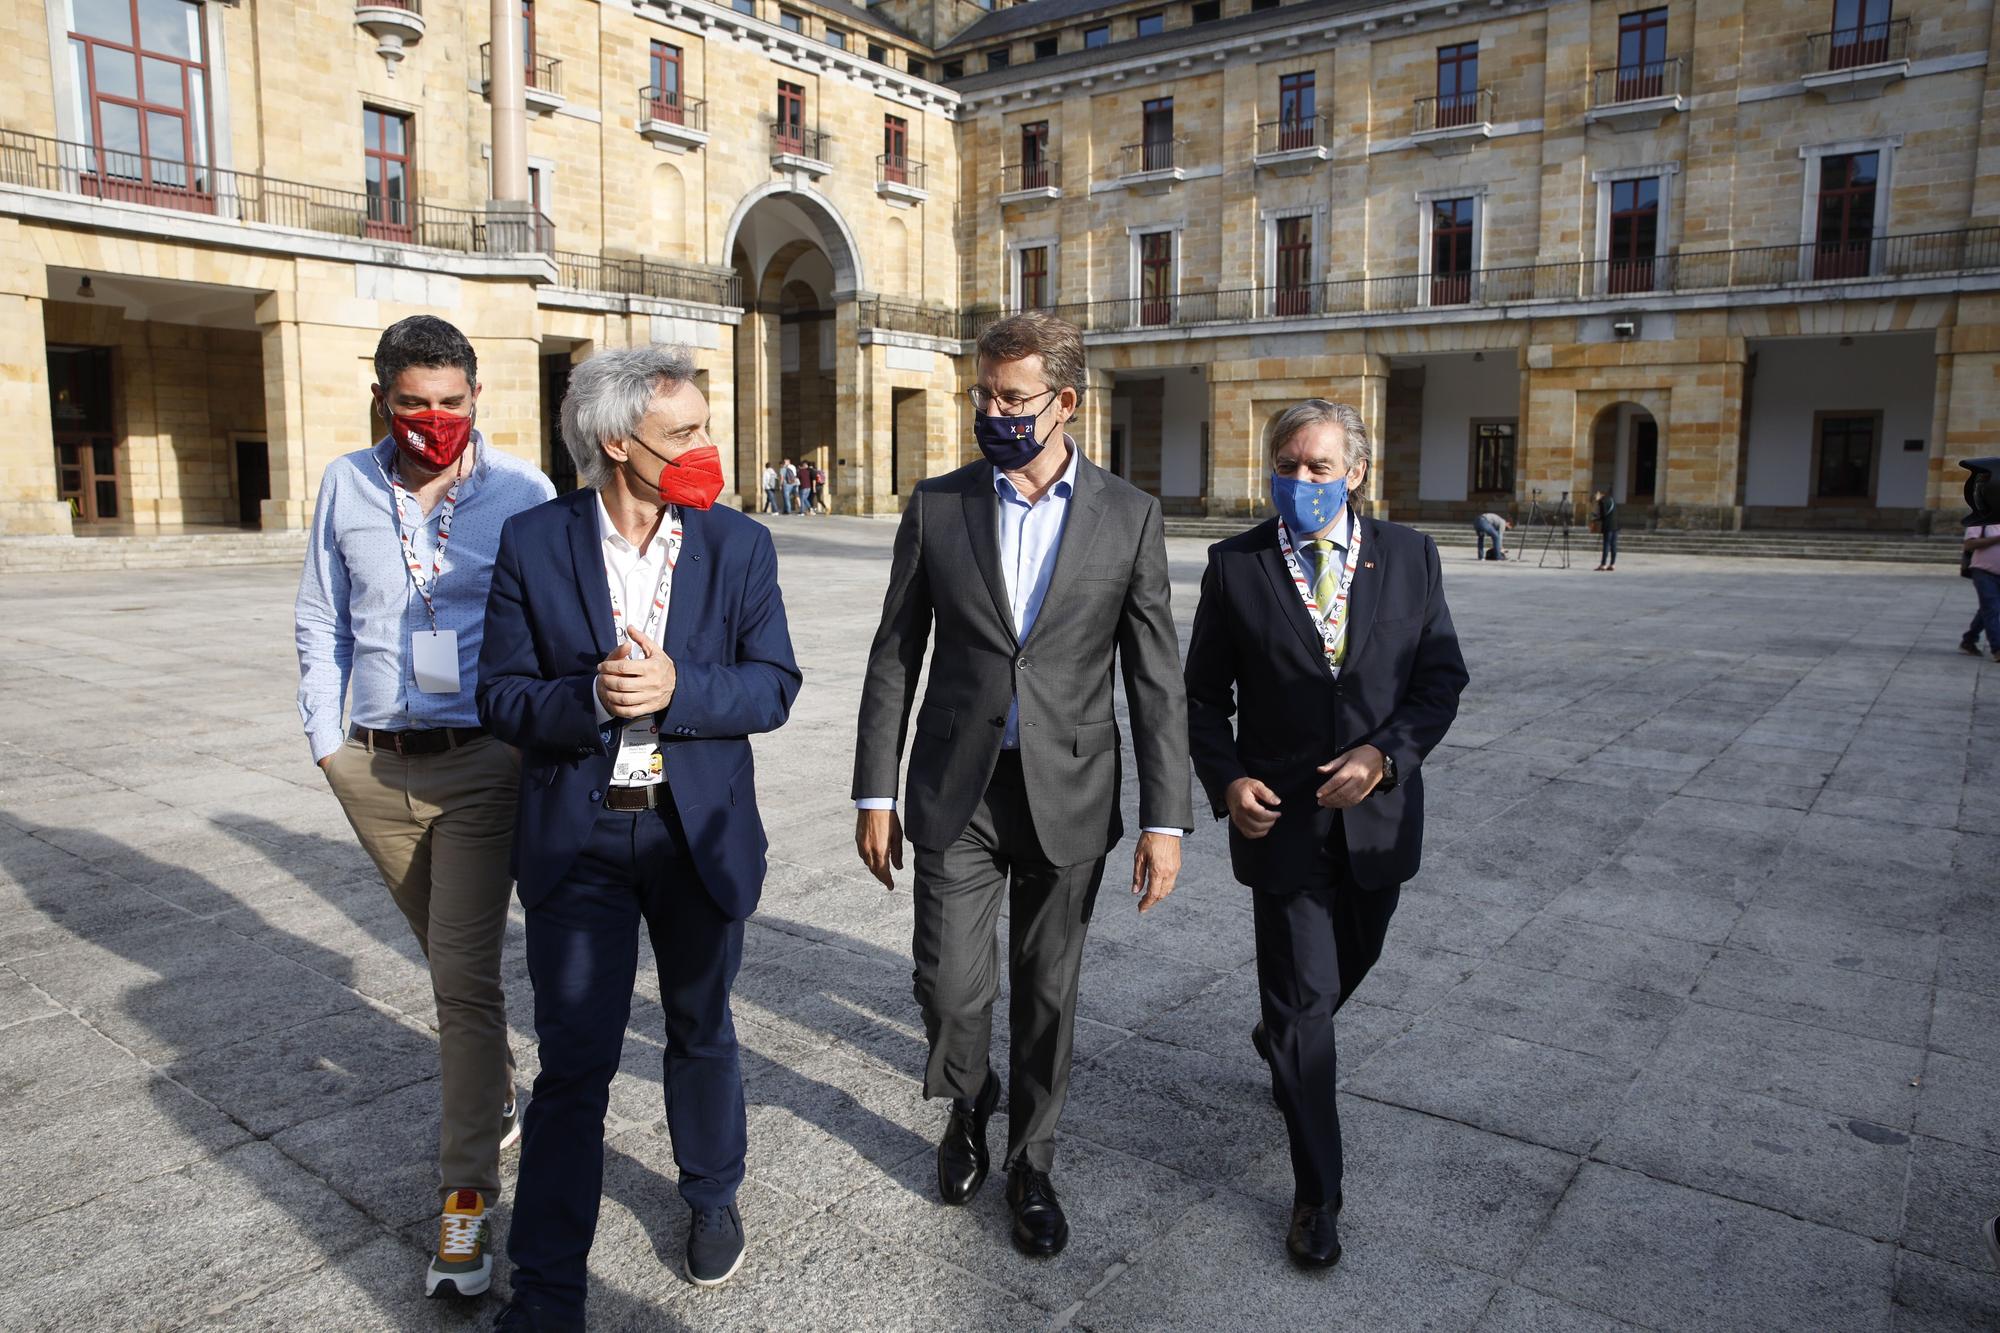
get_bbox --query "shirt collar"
[1297,507,1356,552]
[993,434,1081,503]
[595,490,678,555]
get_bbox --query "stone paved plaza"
[2,518,1998,1332]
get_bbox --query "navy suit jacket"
[1184,515,1468,893]
[476,489,802,920]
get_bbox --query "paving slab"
[1430,961,1685,1066]
[1691,947,1935,1047]
[1648,1003,1924,1129]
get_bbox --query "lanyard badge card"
[396,472,464,694]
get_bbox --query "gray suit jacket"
[852,453,1194,865]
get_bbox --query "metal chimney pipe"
[489,0,530,208]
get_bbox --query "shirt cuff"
[855,798,897,811]
[593,684,613,727]
[308,728,345,765]
[1141,826,1184,837]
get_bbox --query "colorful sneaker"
[427,1189,492,1298]
[501,1098,522,1152]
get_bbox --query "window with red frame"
[1608,176,1660,293]
[1019,246,1049,309]
[1829,0,1892,69]
[66,0,212,206]
[1815,151,1878,279]
[1020,121,1049,189]
[1278,72,1316,149]
[1141,98,1174,171]
[1139,232,1173,325]
[1615,9,1669,99]
[1275,216,1312,315]
[1430,197,1475,305]
[883,114,909,183]
[521,0,538,79]
[362,107,413,241]
[775,81,806,151]
[1436,41,1479,128]
[649,41,683,122]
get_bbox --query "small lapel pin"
[1364,561,1376,569]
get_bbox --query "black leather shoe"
[491,1300,585,1333]
[937,1066,999,1205]
[1251,1021,1272,1065]
[1286,1199,1343,1269]
[1006,1164,1070,1257]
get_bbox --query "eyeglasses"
[967,385,1058,416]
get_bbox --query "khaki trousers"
[325,732,520,1200]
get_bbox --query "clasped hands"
[596,625,678,718]
[1225,743,1387,840]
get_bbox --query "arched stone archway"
[1586,400,1663,511]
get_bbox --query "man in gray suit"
[853,312,1193,1257]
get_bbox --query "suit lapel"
[1022,455,1105,649]
[664,503,707,660]
[960,473,1020,641]
[567,493,615,657]
[1257,528,1328,666]
[1341,515,1386,669]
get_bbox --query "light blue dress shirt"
[294,436,555,763]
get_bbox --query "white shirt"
[762,467,778,490]
[592,494,681,786]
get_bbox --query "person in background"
[295,315,555,1301]
[797,459,818,516]
[1961,518,2000,662]
[1592,490,1618,572]
[1473,511,1510,562]
[761,462,779,515]
[781,458,800,515]
[812,456,832,513]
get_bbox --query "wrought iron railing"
[1415,87,1493,132]
[550,251,741,305]
[1807,17,1910,72]
[1002,159,1059,191]
[950,226,2000,335]
[0,129,552,253]
[1591,56,1686,106]
[877,154,926,190]
[639,86,706,130]
[1119,138,1185,175]
[360,0,421,11]
[854,294,960,339]
[1256,115,1327,154]
[769,122,831,162]
[480,43,563,96]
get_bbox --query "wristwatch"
[1377,752,1399,792]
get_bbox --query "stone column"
[832,299,881,514]
[257,294,312,531]
[731,305,771,509]
[0,242,68,535]
[487,0,531,240]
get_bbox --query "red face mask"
[388,409,474,469]
[631,440,725,511]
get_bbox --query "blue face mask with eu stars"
[1272,472,1348,537]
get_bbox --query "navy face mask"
[972,388,1059,470]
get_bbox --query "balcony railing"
[364,0,420,10]
[877,154,926,191]
[479,43,562,96]
[950,226,2000,336]
[1119,138,1185,175]
[639,86,706,130]
[549,251,741,305]
[769,122,831,162]
[0,129,552,254]
[1808,18,1910,71]
[1256,116,1327,154]
[1002,159,1059,191]
[854,294,960,339]
[1591,57,1687,106]
[1415,87,1493,132]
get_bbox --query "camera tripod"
[1525,489,1573,569]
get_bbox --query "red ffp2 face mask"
[389,409,474,469]
[631,440,725,510]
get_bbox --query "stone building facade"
[1,0,1995,536]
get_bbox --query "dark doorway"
[541,353,578,494]
[235,439,269,527]
[1631,417,1660,499]
[47,344,118,524]
[1110,425,1127,479]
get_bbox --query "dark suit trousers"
[508,798,746,1319]
[912,752,1106,1174]
[1252,821,1399,1208]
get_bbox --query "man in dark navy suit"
[477,345,800,1332]
[1184,400,1467,1270]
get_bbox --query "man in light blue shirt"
[294,315,553,1303]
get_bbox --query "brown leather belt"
[349,724,486,757]
[604,785,666,811]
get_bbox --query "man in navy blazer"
[1184,400,1467,1271]
[477,345,800,1332]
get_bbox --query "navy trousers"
[1251,820,1399,1209]
[507,799,746,1319]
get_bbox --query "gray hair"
[560,343,698,490]
[1267,399,1372,472]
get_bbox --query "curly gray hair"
[560,343,699,490]
[1267,399,1372,473]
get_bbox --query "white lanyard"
[390,470,462,630]
[606,512,684,647]
[1277,514,1363,677]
